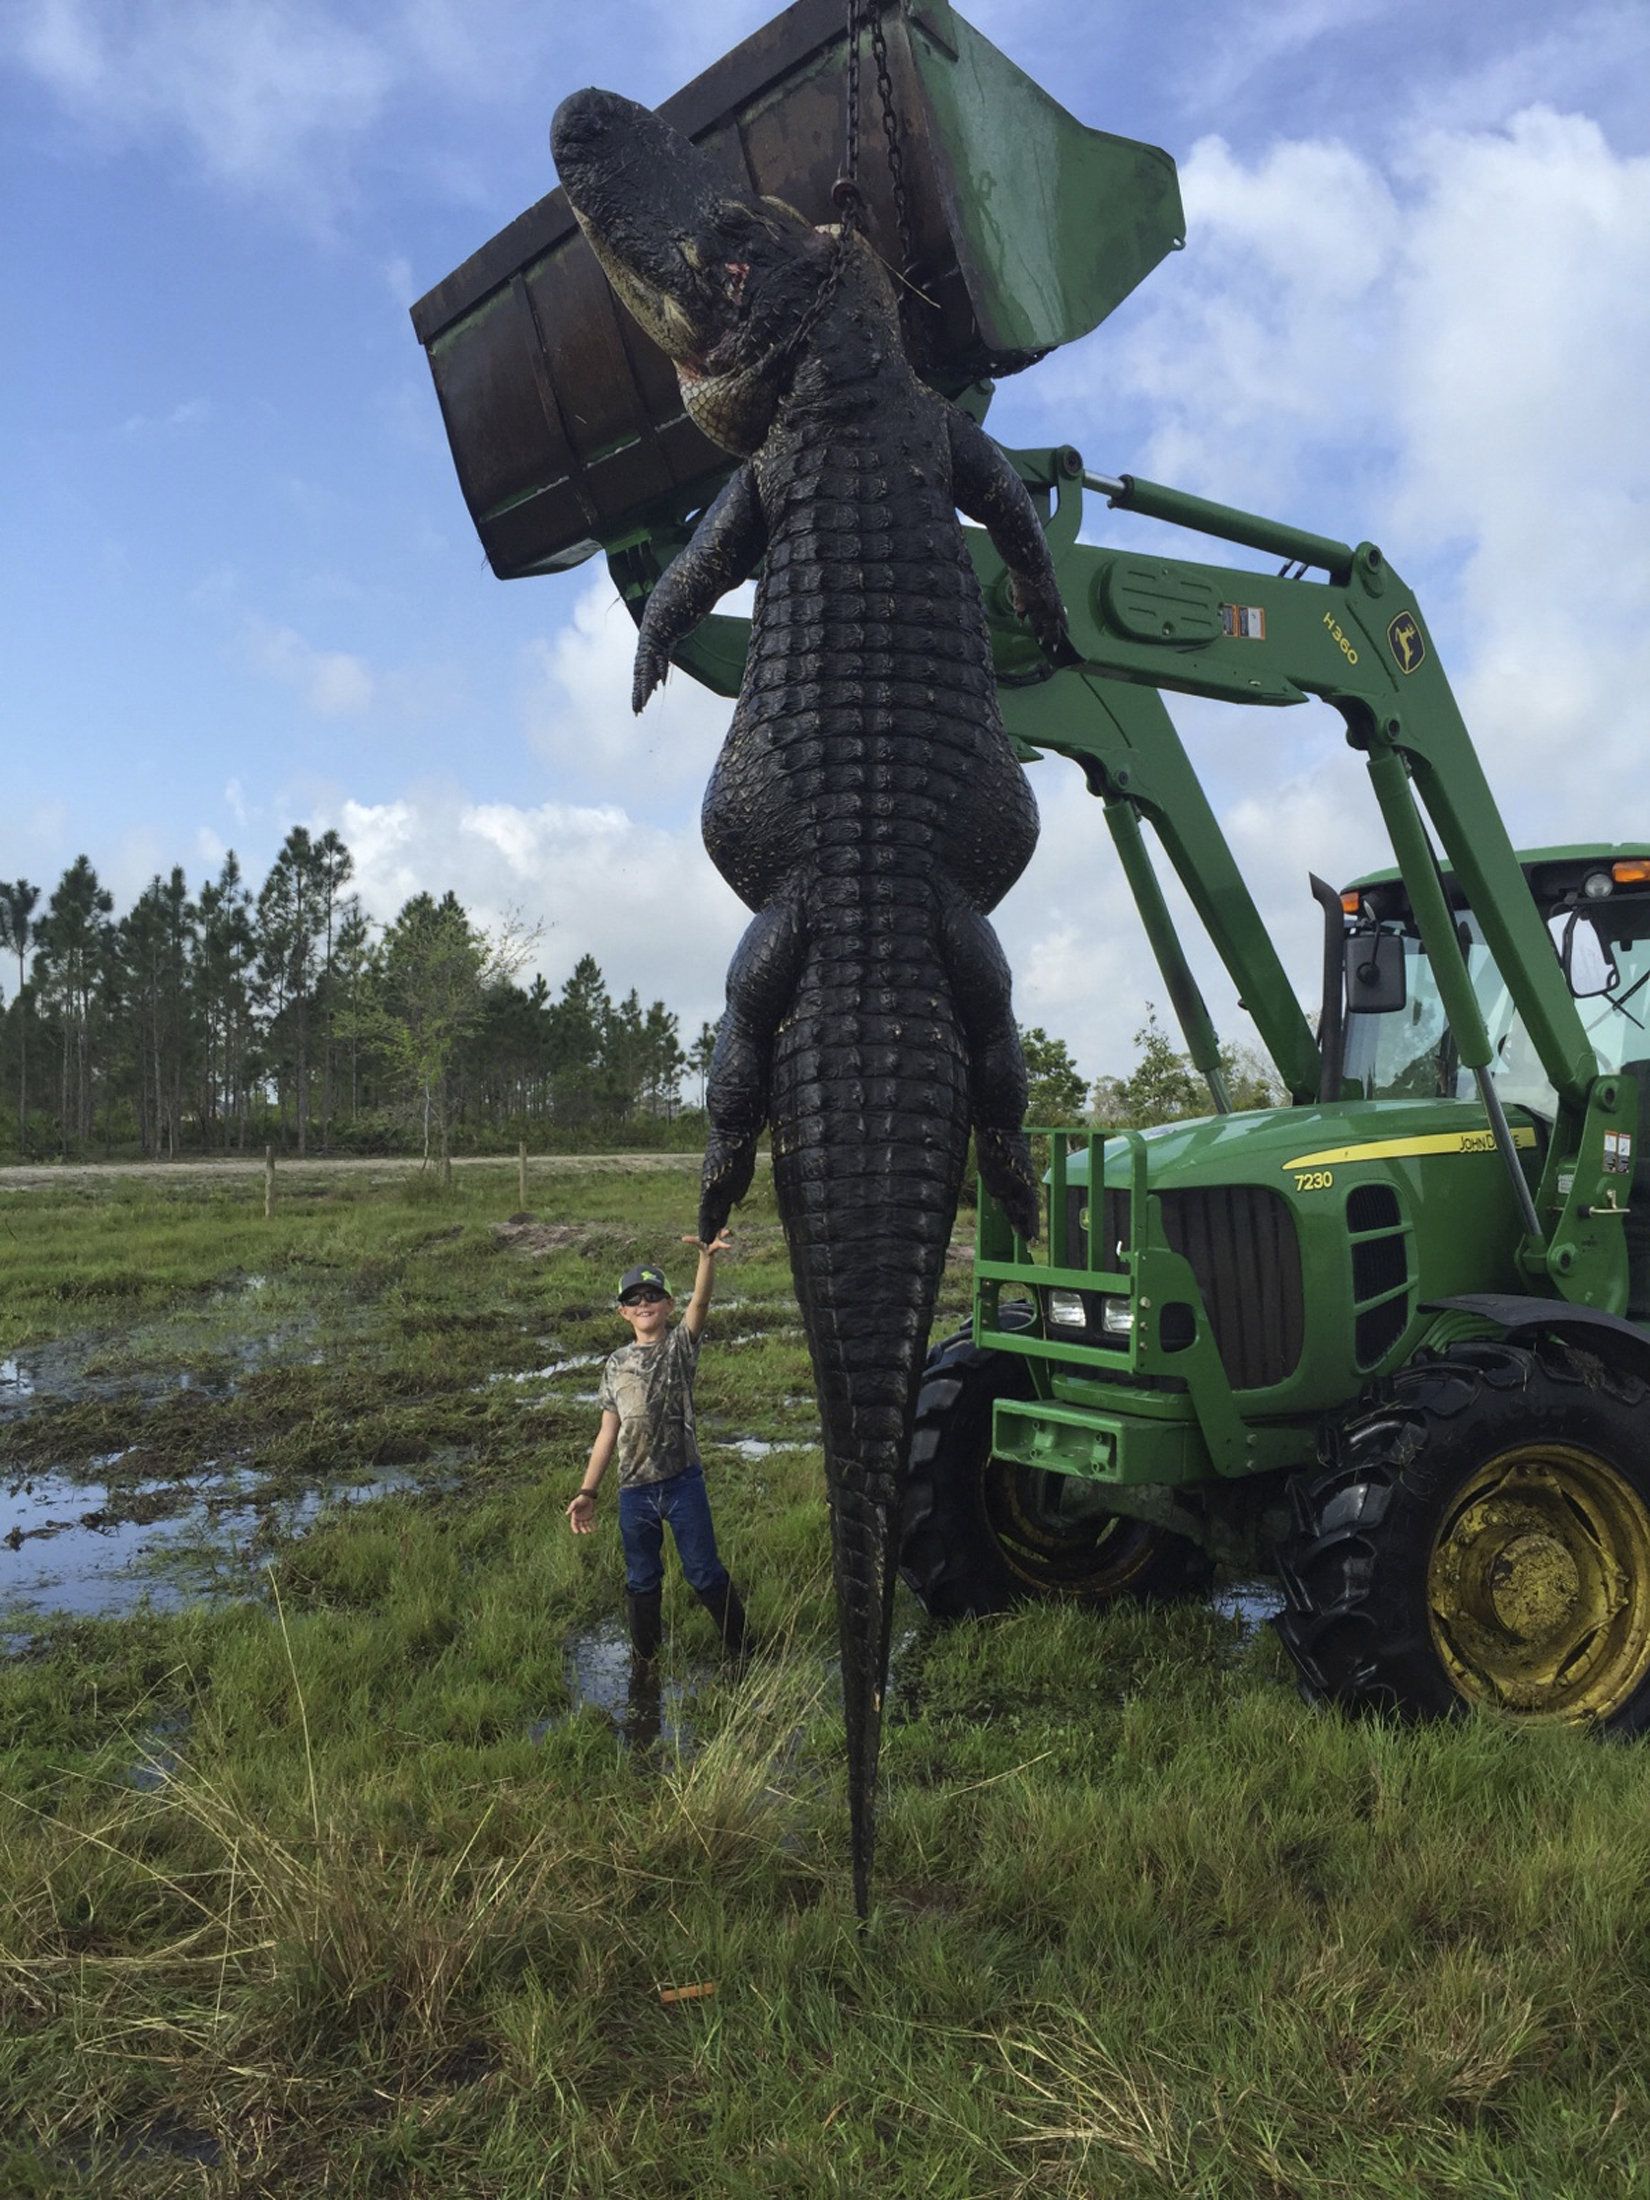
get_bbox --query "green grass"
[3,1166,1650,2195]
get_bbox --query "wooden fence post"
[264,1144,275,1220]
[518,1140,528,1211]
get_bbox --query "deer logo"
[1387,612,1425,675]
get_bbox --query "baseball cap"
[618,1263,670,1300]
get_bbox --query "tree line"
[0,833,710,1163]
[0,835,1287,1165]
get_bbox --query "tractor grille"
[1061,1180,1303,1387]
[1158,1186,1304,1389]
[1063,1185,1130,1270]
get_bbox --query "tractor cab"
[1343,847,1650,1116]
[1342,847,1650,1320]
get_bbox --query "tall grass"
[2,1169,1649,2194]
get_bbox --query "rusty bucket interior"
[410,0,1184,580]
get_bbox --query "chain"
[779,0,925,376]
[867,2,916,291]
[843,0,864,212]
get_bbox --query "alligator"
[552,87,1066,1917]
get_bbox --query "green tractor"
[903,817,1650,1732]
[411,0,1650,1728]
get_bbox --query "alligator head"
[552,87,843,455]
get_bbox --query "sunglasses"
[620,1287,667,1307]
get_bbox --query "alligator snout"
[549,87,627,169]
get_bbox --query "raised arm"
[679,1227,734,1339]
[946,408,1068,657]
[633,464,767,712]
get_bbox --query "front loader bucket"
[410,0,1183,579]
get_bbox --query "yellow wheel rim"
[984,1461,1155,1598]
[1428,1442,1650,1721]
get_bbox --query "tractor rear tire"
[1274,1337,1650,1729]
[899,1309,1215,1620]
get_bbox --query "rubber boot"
[627,1589,663,1663]
[624,1590,664,1753]
[695,1577,751,1660]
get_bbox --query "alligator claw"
[632,643,669,713]
[1009,570,1069,659]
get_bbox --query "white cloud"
[997,101,1650,1080]
[1387,108,1650,824]
[8,0,391,208]
[119,397,209,438]
[520,574,751,805]
[244,618,375,717]
[328,787,748,1034]
[383,253,416,307]
[1027,129,1403,517]
[0,0,794,220]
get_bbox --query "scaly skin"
[553,90,1066,1918]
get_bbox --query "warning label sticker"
[1221,603,1266,641]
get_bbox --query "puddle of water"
[1,1464,425,1636]
[1214,1576,1281,1630]
[128,1711,191,1792]
[539,1615,692,1753]
[482,1351,607,1389]
[1,1357,36,1403]
[718,1436,814,1460]
[2,1326,314,1420]
[3,1467,245,1624]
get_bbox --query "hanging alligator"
[552,87,1067,1917]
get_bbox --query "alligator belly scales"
[553,88,1065,1916]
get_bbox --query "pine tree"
[0,878,40,1154]
[33,857,115,1151]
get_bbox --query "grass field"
[3,1162,1649,2196]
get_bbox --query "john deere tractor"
[901,794,1650,1732]
[412,0,1650,1728]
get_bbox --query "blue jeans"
[618,1465,729,1596]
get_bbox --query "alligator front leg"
[632,462,767,712]
[947,409,1069,657]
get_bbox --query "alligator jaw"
[553,87,833,457]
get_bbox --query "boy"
[567,1229,749,1663]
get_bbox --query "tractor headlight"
[1100,1296,1135,1338]
[1047,1290,1087,1328]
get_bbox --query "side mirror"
[1556,909,1618,999]
[1346,929,1407,1014]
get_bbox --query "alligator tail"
[701,876,1036,1917]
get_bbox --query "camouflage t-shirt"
[598,1323,702,1489]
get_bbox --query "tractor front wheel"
[1275,1338,1650,1728]
[899,1311,1214,1620]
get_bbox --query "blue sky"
[4,0,1649,1077]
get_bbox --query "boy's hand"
[567,1491,598,1534]
[681,1229,734,1256]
